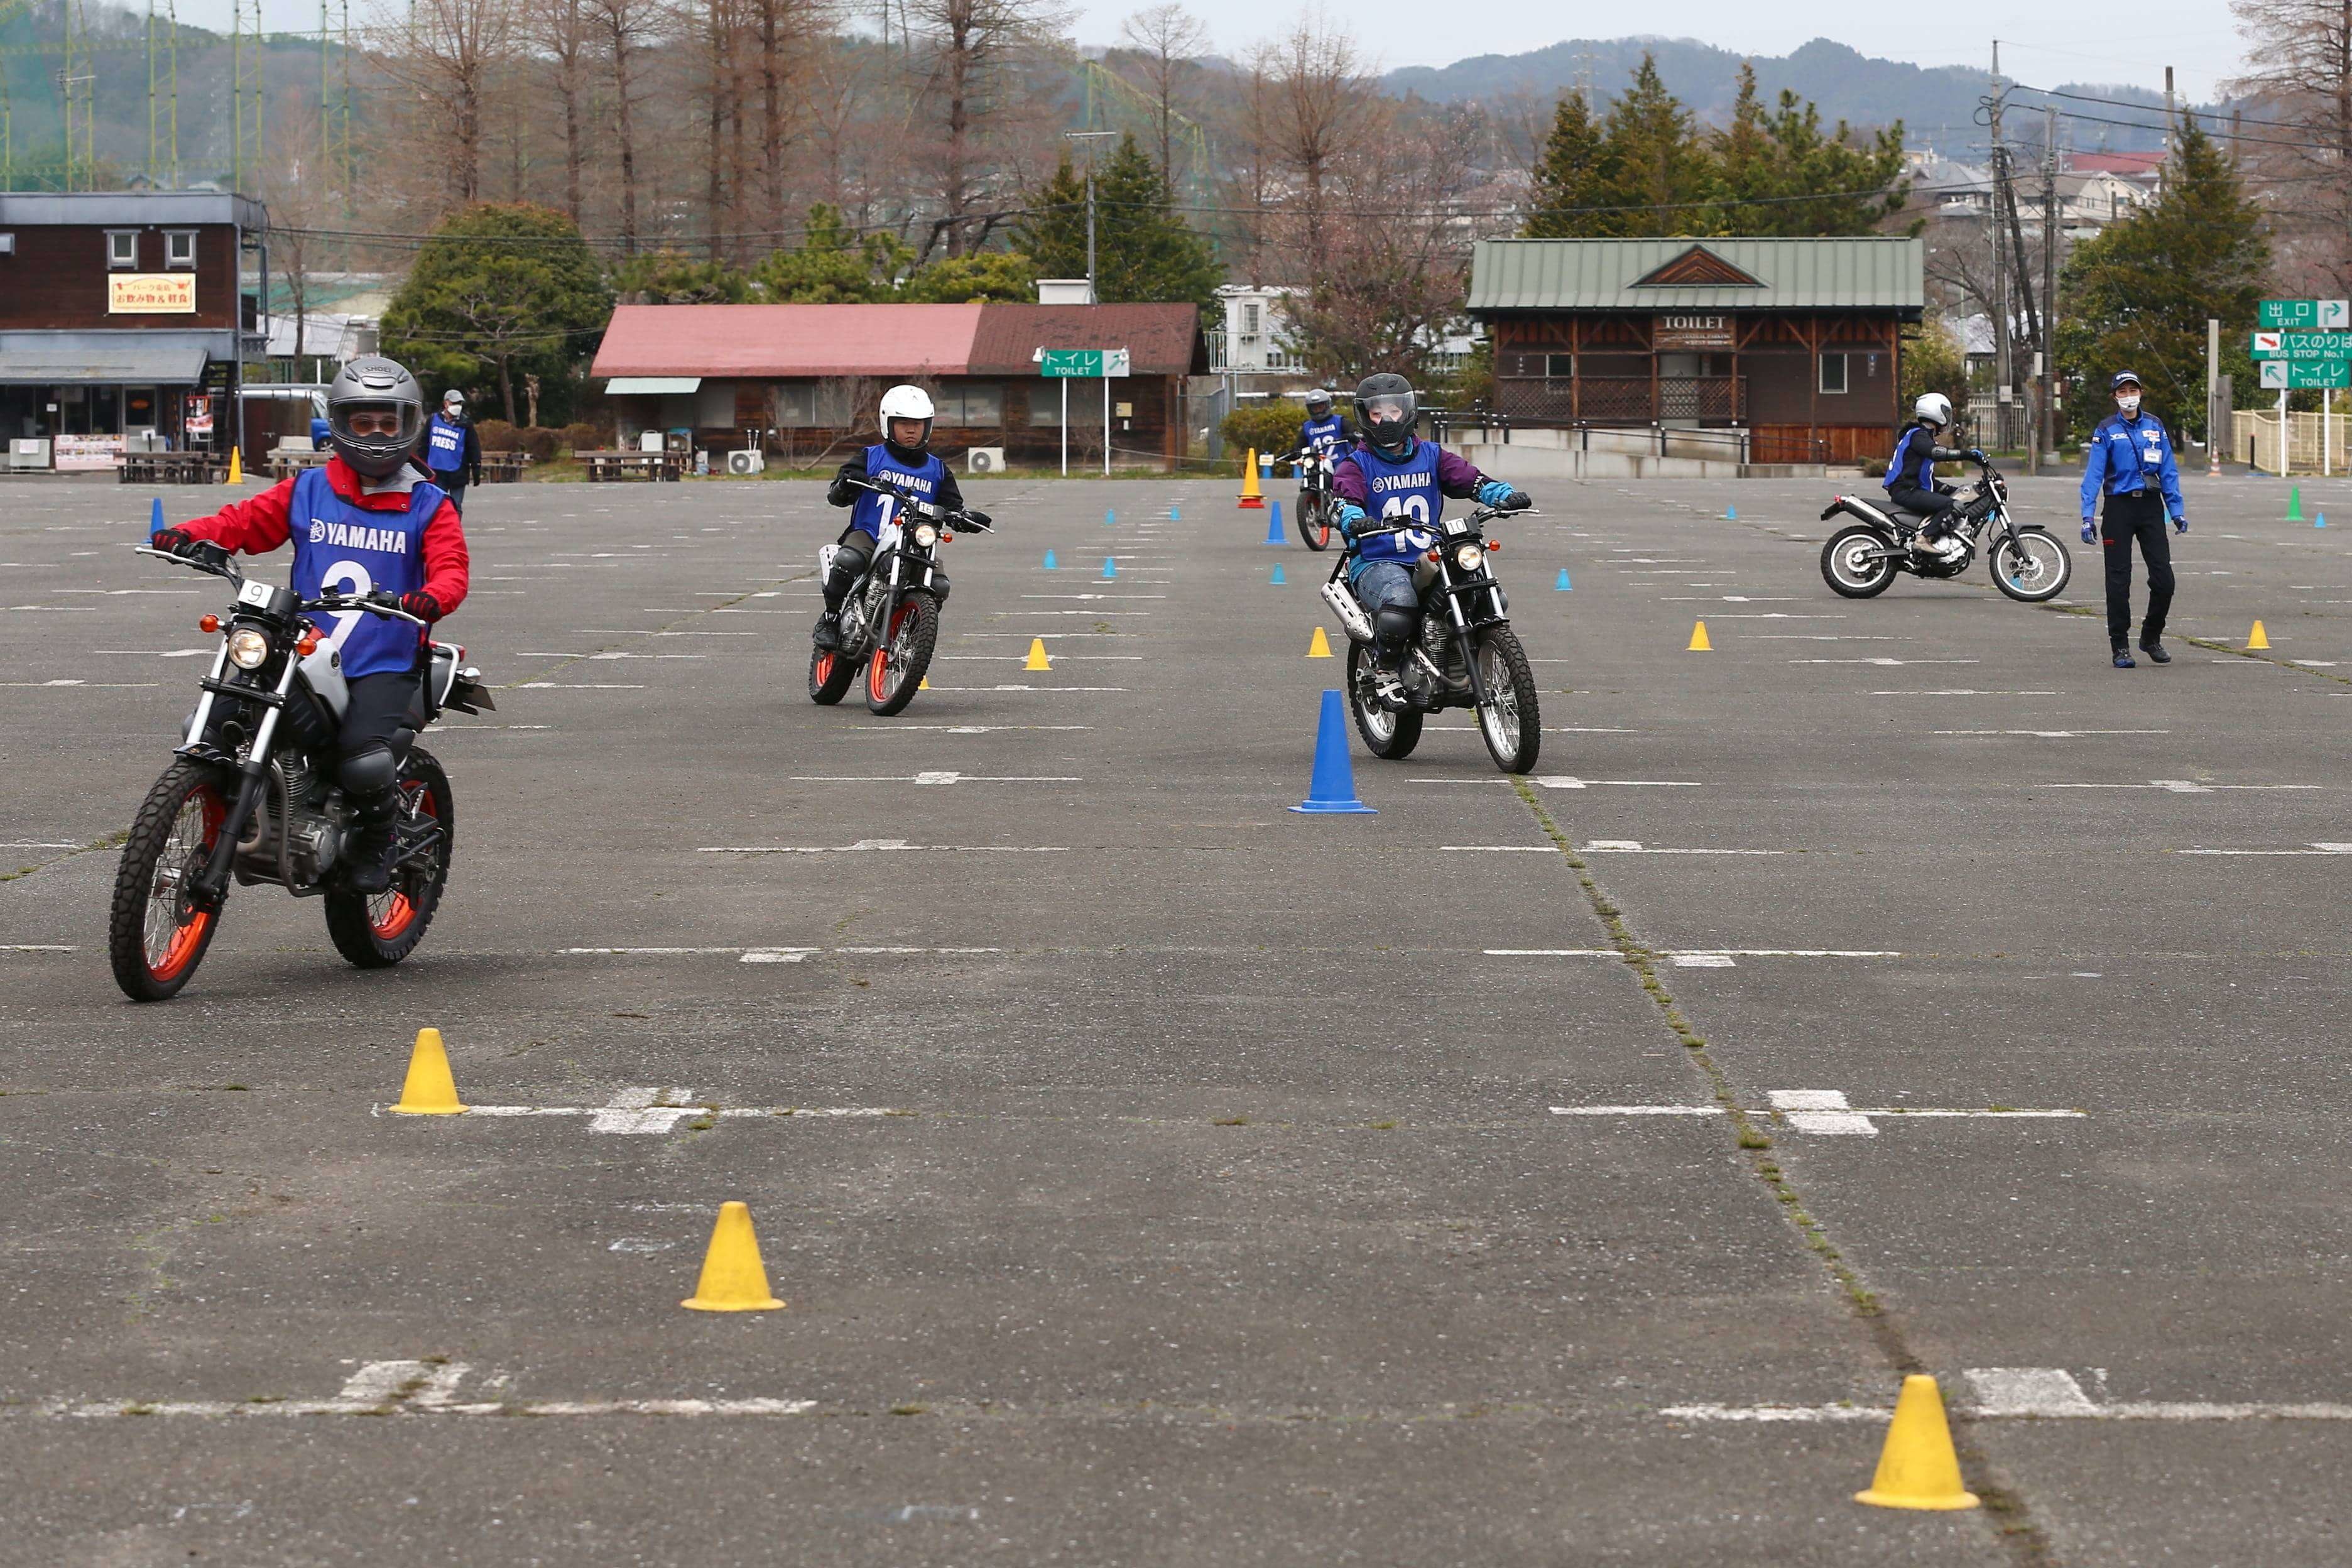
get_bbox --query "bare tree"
[260,99,332,369]
[587,0,657,251]
[533,0,593,219]
[1117,3,1207,179]
[1257,17,1374,271]
[2227,0,2352,295]
[377,0,522,207]
[901,0,1072,258]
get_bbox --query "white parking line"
[699,840,1067,853]
[1664,1368,2352,1424]
[2042,780,2322,793]
[2180,842,2352,856]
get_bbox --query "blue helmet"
[2110,371,2143,392]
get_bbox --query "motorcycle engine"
[286,811,343,883]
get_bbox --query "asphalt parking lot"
[3,466,2348,1565]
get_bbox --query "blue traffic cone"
[1726,504,1738,520]
[1106,508,1116,526]
[1290,689,1375,814]
[1555,567,1572,591]
[1043,549,1057,570]
[1266,499,1287,545]
[148,496,165,536]
[1170,504,1181,520]
[2319,512,2329,528]
[1102,556,1117,580]
[1270,562,1287,585]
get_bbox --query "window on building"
[106,231,138,269]
[1546,353,1574,379]
[1243,302,1261,337]
[1819,353,1849,395]
[165,231,198,268]
[1028,383,1066,427]
[773,381,861,428]
[934,384,1003,426]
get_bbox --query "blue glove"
[2080,520,2097,545]
[1334,501,1367,536]
[2173,514,2188,535]
[1474,479,1518,508]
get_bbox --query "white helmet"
[879,384,935,454]
[1914,392,1952,428]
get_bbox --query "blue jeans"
[1351,560,1417,615]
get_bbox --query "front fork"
[189,656,300,909]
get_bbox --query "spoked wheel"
[1345,640,1422,760]
[1820,525,1900,598]
[1473,628,1542,774]
[325,748,454,969]
[1298,494,1334,552]
[108,760,230,1002]
[808,641,858,705]
[1989,529,2073,602]
[866,591,939,717]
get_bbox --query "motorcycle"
[1293,447,1340,552]
[1819,455,2071,602]
[107,543,491,1001]
[1320,500,1542,774]
[807,477,993,716]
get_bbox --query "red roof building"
[589,301,1207,470]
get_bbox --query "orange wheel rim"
[151,908,212,980]
[365,781,433,938]
[815,652,835,683]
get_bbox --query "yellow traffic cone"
[391,1027,468,1115]
[1306,625,1334,658]
[1687,619,1713,652]
[681,1201,785,1312]
[918,675,931,690]
[1024,638,1052,671]
[1854,1375,1979,1511]
[2248,620,2270,650]
[226,446,242,485]
[1238,449,1265,509]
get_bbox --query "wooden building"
[0,192,269,471]
[588,302,1207,469]
[1464,237,1925,466]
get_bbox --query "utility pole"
[1063,129,1116,303]
[1989,45,2010,453]
[2042,104,2058,467]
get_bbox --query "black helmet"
[1354,373,1417,457]
[327,356,427,480]
[1304,388,1334,418]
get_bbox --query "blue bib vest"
[1884,425,1938,492]
[1348,438,1444,565]
[426,415,467,472]
[1301,414,1347,451]
[848,444,947,539]
[287,465,443,680]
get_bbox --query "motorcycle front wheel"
[1346,641,1422,760]
[1820,525,1900,598]
[1298,494,1333,552]
[107,759,231,1002]
[866,591,939,717]
[325,747,454,968]
[1473,628,1542,774]
[1989,529,2073,602]
[808,641,858,705]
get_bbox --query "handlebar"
[137,543,427,625]
[1344,501,1532,545]
[846,474,993,532]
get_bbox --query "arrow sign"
[2260,359,2349,389]
[2250,329,2352,361]
[1038,349,1131,378]
[2260,299,2352,329]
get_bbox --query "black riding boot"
[341,792,401,895]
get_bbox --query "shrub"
[561,421,605,453]
[474,418,521,452]
[1220,400,1306,464]
[518,427,562,463]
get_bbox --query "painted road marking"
[1663,1368,2352,1424]
[1934,729,2169,738]
[699,840,1067,854]
[28,1361,817,1420]
[1875,690,2060,697]
[1490,949,1900,963]
[846,725,1092,733]
[1791,658,1979,666]
[1,945,77,952]
[563,945,1003,957]
[2180,842,2352,856]
[2041,780,2322,793]
[0,680,160,688]
[430,1087,908,1133]
[1581,841,1783,856]
[1551,1089,2081,1136]
[788,773,1082,785]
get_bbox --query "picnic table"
[481,452,531,482]
[119,451,229,485]
[266,448,332,481]
[577,449,684,482]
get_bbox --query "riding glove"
[1964,448,1987,463]
[957,509,993,531]
[2173,515,2189,535]
[151,526,195,555]
[2080,521,2098,545]
[399,591,443,621]
[826,460,864,507]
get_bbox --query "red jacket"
[178,456,471,618]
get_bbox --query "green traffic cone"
[2287,485,2304,522]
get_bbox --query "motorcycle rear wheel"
[1473,628,1542,774]
[324,748,454,969]
[1346,641,1422,760]
[107,759,230,1002]
[1990,530,2072,602]
[1821,525,1900,597]
[866,592,939,716]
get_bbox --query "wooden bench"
[119,452,228,484]
[266,449,332,481]
[576,449,684,482]
[481,452,531,483]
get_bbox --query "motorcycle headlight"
[913,522,940,548]
[226,627,271,669]
[1452,542,1485,572]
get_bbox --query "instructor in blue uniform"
[2080,371,2187,668]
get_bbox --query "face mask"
[2116,394,2141,416]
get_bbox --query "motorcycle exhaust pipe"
[1319,580,1376,645]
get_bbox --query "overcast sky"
[174,1,2242,103]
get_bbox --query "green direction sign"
[2250,329,2352,360]
[1038,348,1131,378]
[2258,358,2351,389]
[2259,298,2351,329]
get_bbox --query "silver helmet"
[328,356,427,480]
[1913,391,1953,430]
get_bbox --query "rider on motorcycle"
[148,356,470,895]
[1884,392,1985,560]
[814,383,967,651]
[1289,388,1351,499]
[1331,373,1527,710]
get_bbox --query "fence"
[2232,408,2352,476]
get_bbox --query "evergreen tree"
[612,250,755,304]
[1594,55,1711,237]
[1522,90,1613,239]
[1745,88,1908,236]
[898,253,1040,302]
[751,205,915,302]
[2054,115,2268,444]
[1014,135,1221,306]
[1014,158,1092,280]
[382,204,611,425]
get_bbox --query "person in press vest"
[1882,393,1985,561]
[150,357,470,893]
[2080,371,2187,668]
[814,384,973,651]
[1329,373,1528,712]
[423,389,484,514]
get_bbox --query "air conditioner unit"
[967,447,1005,474]
[726,449,766,476]
[8,438,50,470]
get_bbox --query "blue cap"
[2111,371,2143,391]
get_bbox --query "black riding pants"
[823,530,877,613]
[339,667,424,832]
[1886,483,1957,538]
[2099,489,2174,646]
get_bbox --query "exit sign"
[2259,299,2351,329]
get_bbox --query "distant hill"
[1383,36,2189,155]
